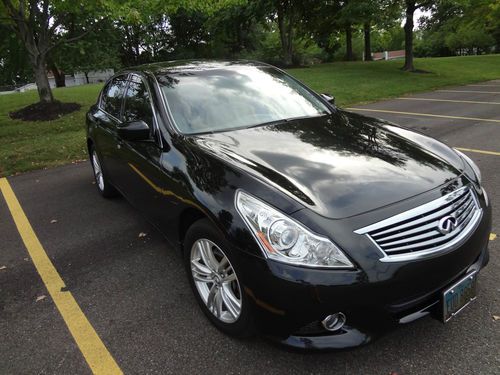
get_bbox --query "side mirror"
[320,93,335,105]
[118,120,151,141]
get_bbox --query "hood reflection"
[195,110,461,219]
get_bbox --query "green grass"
[0,84,102,176]
[1,54,499,176]
[289,54,500,105]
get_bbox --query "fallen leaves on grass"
[138,232,147,238]
[36,295,46,302]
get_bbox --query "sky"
[413,8,432,28]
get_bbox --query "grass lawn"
[1,54,499,177]
[0,84,102,176]
[289,54,500,104]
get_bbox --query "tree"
[0,0,105,103]
[0,22,32,86]
[257,0,311,66]
[416,0,499,57]
[207,2,264,57]
[336,1,355,61]
[402,0,432,71]
[54,21,121,84]
[337,0,401,62]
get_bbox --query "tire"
[184,218,255,337]
[89,145,118,198]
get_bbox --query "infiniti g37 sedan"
[86,61,491,350]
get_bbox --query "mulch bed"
[9,101,81,121]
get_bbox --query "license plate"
[442,271,477,322]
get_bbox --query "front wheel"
[90,146,118,198]
[184,219,254,337]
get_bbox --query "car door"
[112,74,168,226]
[93,74,129,183]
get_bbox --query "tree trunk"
[345,24,353,61]
[364,22,372,61]
[277,2,293,66]
[33,56,54,103]
[402,0,416,71]
[49,61,66,87]
[84,72,90,84]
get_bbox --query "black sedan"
[86,60,491,350]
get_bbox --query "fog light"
[321,312,346,332]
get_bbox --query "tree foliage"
[416,0,500,57]
[0,0,498,96]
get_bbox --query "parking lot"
[1,81,499,374]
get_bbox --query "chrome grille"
[354,186,482,262]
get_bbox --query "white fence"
[6,69,114,94]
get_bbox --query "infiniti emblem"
[438,215,458,235]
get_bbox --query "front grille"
[355,186,482,262]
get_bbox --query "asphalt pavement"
[1,81,499,374]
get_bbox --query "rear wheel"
[90,146,118,198]
[184,219,254,337]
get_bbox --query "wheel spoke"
[221,284,241,319]
[92,153,100,172]
[206,284,217,312]
[191,259,212,278]
[198,240,219,272]
[92,153,105,190]
[222,272,236,283]
[217,256,228,272]
[192,272,212,283]
[214,289,223,318]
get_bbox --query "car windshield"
[158,65,331,134]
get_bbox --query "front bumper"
[236,202,491,350]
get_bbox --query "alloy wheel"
[190,238,242,323]
[92,151,105,191]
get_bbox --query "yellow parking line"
[397,97,500,105]
[454,147,500,156]
[0,178,122,375]
[438,90,500,94]
[345,108,500,123]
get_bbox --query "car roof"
[124,60,271,77]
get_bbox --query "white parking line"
[346,108,500,123]
[397,97,500,105]
[438,90,500,94]
[468,84,500,87]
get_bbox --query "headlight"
[455,149,482,183]
[235,191,354,268]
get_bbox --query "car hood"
[194,110,465,219]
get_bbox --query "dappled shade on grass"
[9,101,81,122]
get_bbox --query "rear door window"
[101,75,128,119]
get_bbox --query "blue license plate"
[442,271,477,322]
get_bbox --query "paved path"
[1,81,499,374]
